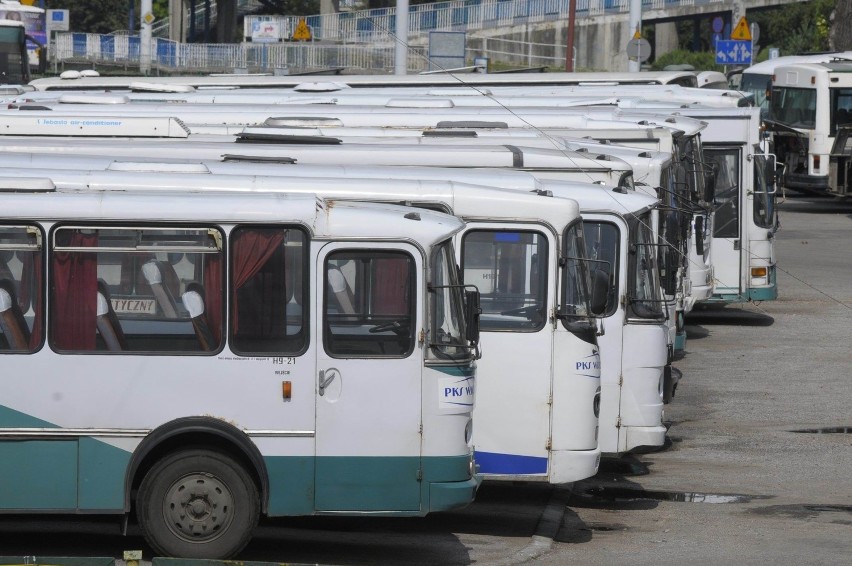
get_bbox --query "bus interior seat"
[96,279,128,351]
[182,282,216,351]
[327,266,356,315]
[142,260,179,318]
[0,278,30,350]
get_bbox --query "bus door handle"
[318,368,337,396]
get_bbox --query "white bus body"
[768,61,852,196]
[0,169,605,480]
[1,160,666,454]
[0,186,478,558]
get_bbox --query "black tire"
[136,449,260,559]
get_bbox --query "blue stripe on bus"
[474,450,547,474]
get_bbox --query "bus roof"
[0,185,466,245]
[743,52,852,75]
[28,71,700,91]
[0,167,584,231]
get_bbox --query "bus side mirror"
[694,216,705,256]
[590,269,609,316]
[464,289,481,346]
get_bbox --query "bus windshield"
[741,73,772,116]
[462,229,548,332]
[770,87,817,128]
[429,240,469,361]
[559,221,593,329]
[829,87,852,134]
[582,221,619,318]
[629,213,664,320]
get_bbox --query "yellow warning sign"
[633,29,642,40]
[731,16,751,41]
[292,18,312,41]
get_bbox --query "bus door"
[314,242,423,511]
[582,217,625,454]
[704,145,743,298]
[461,226,553,476]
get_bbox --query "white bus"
[768,61,852,196]
[0,183,480,559]
[669,107,778,303]
[735,52,852,117]
[0,168,607,482]
[0,160,669,456]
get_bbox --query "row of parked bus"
[0,70,778,560]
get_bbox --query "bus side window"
[230,226,307,355]
[0,227,43,353]
[50,226,224,354]
[323,251,415,358]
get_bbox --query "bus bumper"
[549,448,601,484]
[624,425,668,452]
[429,476,481,512]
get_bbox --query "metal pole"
[140,0,152,74]
[628,0,641,72]
[394,0,409,75]
[565,0,576,71]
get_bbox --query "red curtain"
[25,251,43,349]
[372,257,410,315]
[52,232,98,350]
[203,253,223,346]
[231,230,286,333]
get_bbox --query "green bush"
[650,49,724,72]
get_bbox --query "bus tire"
[136,448,259,559]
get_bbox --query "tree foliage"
[650,49,723,73]
[45,0,129,34]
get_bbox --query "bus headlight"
[751,267,767,278]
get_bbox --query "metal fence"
[53,33,430,74]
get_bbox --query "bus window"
[830,87,852,135]
[462,230,548,331]
[0,224,42,352]
[629,214,664,320]
[429,240,468,361]
[323,250,415,357]
[753,155,777,230]
[583,222,619,317]
[705,147,741,239]
[770,87,817,128]
[230,226,307,355]
[50,226,224,353]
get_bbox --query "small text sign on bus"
[46,9,69,32]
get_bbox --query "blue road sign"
[716,39,752,65]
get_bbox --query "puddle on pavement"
[790,426,852,434]
[580,486,767,504]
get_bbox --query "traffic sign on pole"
[716,39,752,65]
[731,16,752,41]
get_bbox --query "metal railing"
[53,33,430,74]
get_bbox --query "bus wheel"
[136,449,259,559]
